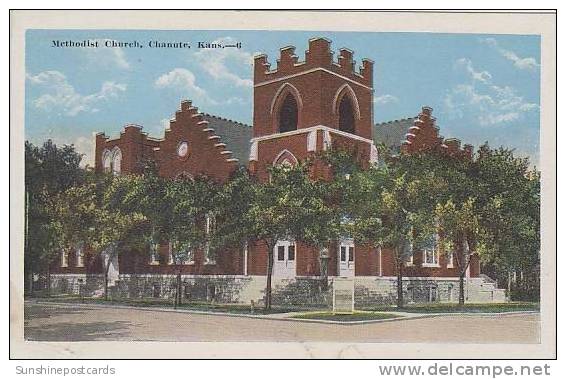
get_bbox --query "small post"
[250,300,255,314]
[78,278,84,304]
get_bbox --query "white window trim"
[167,242,195,265]
[204,215,216,265]
[406,253,414,267]
[447,252,455,268]
[183,249,195,265]
[339,238,355,263]
[76,246,84,268]
[168,242,174,265]
[274,240,297,262]
[422,248,440,268]
[60,250,68,268]
[149,244,160,265]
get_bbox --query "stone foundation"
[48,274,506,306]
[50,274,105,297]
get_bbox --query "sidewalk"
[24,299,539,325]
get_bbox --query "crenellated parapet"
[94,123,160,174]
[401,106,473,159]
[254,37,373,87]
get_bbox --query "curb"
[25,300,539,326]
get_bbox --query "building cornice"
[254,67,374,92]
[251,124,375,145]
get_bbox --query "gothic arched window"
[338,96,355,134]
[111,148,122,175]
[102,149,112,172]
[278,94,298,133]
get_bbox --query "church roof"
[373,117,416,154]
[198,113,416,163]
[202,114,252,165]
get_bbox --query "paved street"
[24,302,539,343]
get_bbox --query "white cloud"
[27,70,127,116]
[144,118,171,137]
[225,96,249,105]
[443,59,538,126]
[482,38,539,71]
[83,39,130,70]
[374,94,399,105]
[160,118,171,130]
[41,134,96,168]
[192,37,254,88]
[154,68,216,105]
[73,135,96,167]
[455,58,492,83]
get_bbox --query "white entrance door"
[273,240,296,278]
[338,239,355,277]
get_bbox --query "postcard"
[9,10,556,359]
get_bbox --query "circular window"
[177,141,189,158]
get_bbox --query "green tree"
[164,175,221,307]
[212,168,256,269]
[247,162,328,310]
[472,144,540,300]
[348,153,442,308]
[315,148,372,286]
[435,198,485,305]
[25,140,85,296]
[53,174,147,300]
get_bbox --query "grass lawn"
[291,311,400,322]
[26,295,320,315]
[362,302,539,314]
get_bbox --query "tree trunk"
[265,242,274,311]
[396,251,404,309]
[47,267,51,298]
[104,256,111,301]
[458,255,471,307]
[175,270,182,308]
[104,272,109,301]
[507,271,512,300]
[459,271,465,306]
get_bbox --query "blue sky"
[25,30,541,167]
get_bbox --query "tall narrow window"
[168,242,174,265]
[112,148,122,175]
[447,252,454,268]
[278,94,298,133]
[149,243,160,265]
[102,150,112,173]
[422,234,440,267]
[76,245,84,268]
[61,250,68,268]
[204,214,217,264]
[338,96,355,134]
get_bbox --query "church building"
[50,38,506,305]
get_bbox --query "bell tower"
[249,37,378,178]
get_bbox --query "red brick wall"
[66,39,480,281]
[91,100,242,276]
[401,106,473,160]
[95,126,159,175]
[248,38,377,276]
[50,246,104,275]
[119,244,244,276]
[253,39,373,140]
[156,101,238,181]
